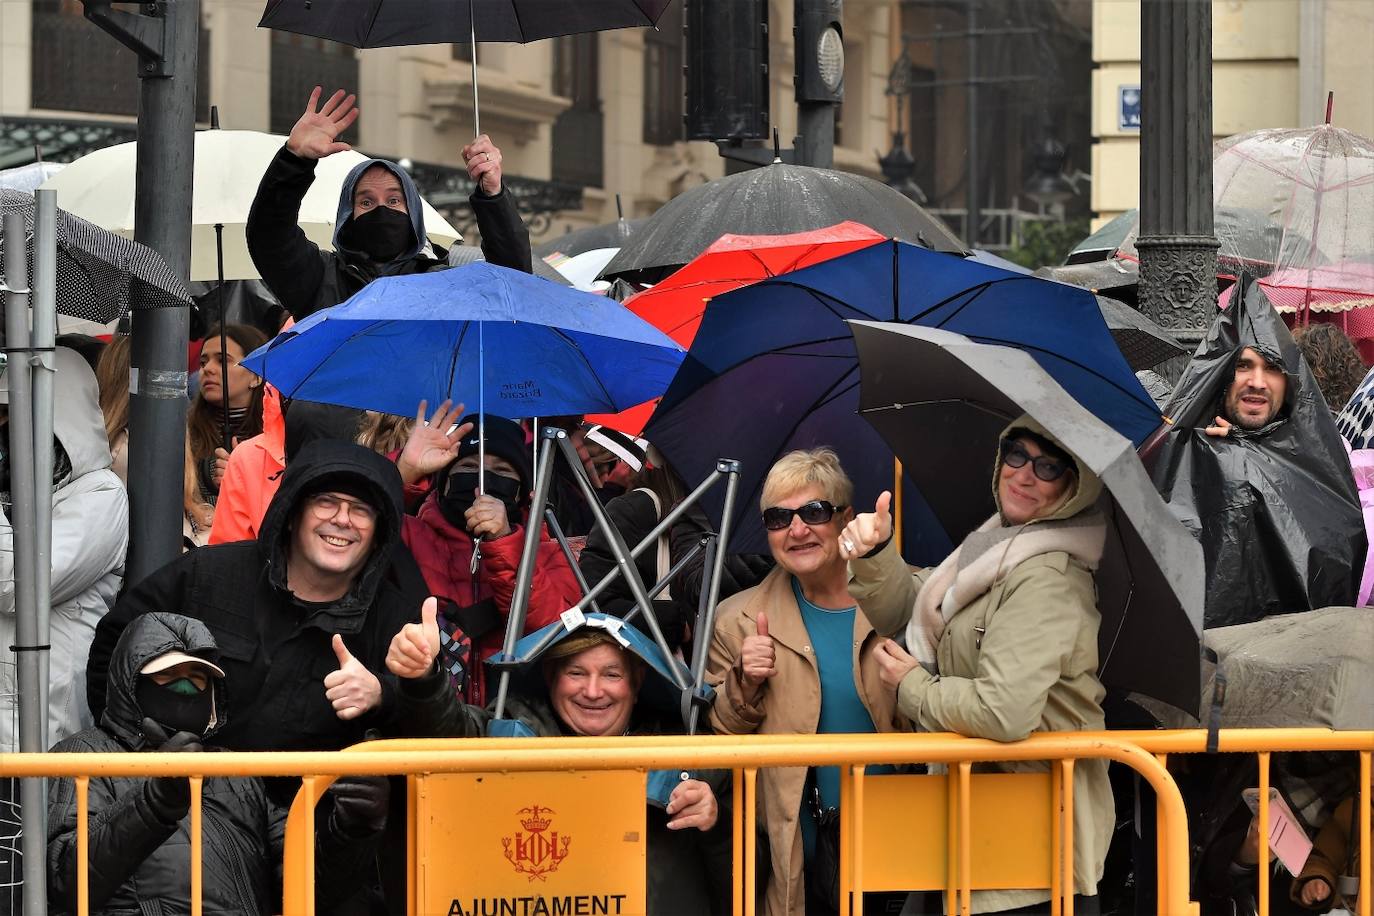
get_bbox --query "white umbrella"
[0,161,64,193]
[547,246,619,292]
[40,129,461,281]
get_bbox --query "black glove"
[140,717,204,822]
[327,776,390,839]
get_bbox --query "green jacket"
[848,415,1114,911]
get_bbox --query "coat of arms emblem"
[502,805,571,881]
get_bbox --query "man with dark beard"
[246,86,531,322]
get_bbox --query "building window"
[550,34,603,188]
[269,32,359,142]
[642,2,684,146]
[31,0,210,120]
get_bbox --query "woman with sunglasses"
[705,448,906,916]
[842,415,1113,916]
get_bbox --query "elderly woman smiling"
[841,416,1114,915]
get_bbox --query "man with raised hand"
[246,86,531,322]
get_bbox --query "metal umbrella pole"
[215,222,231,451]
[469,0,481,137]
[2,211,48,915]
[32,191,57,750]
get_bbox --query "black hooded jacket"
[49,612,378,915]
[1146,278,1365,627]
[246,146,532,322]
[87,440,427,753]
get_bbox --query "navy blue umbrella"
[241,262,685,420]
[644,240,1163,556]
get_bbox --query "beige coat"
[707,566,904,916]
[849,415,1115,912]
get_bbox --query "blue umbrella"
[240,262,686,421]
[644,239,1163,557]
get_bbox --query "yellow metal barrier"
[8,729,1370,915]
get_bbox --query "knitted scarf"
[906,509,1107,669]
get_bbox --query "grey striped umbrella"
[0,189,191,323]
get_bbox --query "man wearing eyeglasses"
[705,448,906,916]
[86,438,428,765]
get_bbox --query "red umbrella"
[585,221,886,434]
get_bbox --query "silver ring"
[842,538,855,554]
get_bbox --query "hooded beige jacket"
[706,565,905,916]
[849,415,1114,912]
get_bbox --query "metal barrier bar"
[1155,753,1169,913]
[732,767,744,916]
[77,776,89,916]
[851,764,865,916]
[958,761,972,916]
[1061,759,1075,916]
[190,776,204,916]
[1258,751,1270,916]
[945,766,958,916]
[27,731,1374,915]
[1050,761,1062,916]
[1361,750,1371,916]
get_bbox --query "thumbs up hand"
[324,633,382,721]
[386,597,442,680]
[739,611,777,702]
[840,490,893,559]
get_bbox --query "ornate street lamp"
[879,46,928,204]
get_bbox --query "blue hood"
[333,158,429,264]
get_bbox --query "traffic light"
[795,0,844,103]
[685,0,770,141]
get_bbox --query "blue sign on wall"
[1119,85,1142,131]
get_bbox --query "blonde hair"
[760,447,853,511]
[94,335,131,449]
[183,437,215,532]
[356,411,415,455]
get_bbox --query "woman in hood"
[843,415,1113,915]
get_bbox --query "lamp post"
[1022,134,1076,210]
[1136,0,1218,360]
[879,47,927,204]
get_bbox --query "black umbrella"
[849,319,1205,714]
[598,161,966,285]
[534,217,647,259]
[1094,294,1187,371]
[0,189,191,322]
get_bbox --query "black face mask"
[438,470,523,531]
[338,204,414,263]
[136,676,214,737]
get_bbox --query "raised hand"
[286,86,360,160]
[739,611,776,702]
[840,490,892,559]
[210,436,241,487]
[387,597,441,679]
[324,634,382,721]
[397,399,470,485]
[666,779,719,832]
[873,639,920,691]
[461,134,503,196]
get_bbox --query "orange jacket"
[207,383,285,545]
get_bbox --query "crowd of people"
[2,85,1370,916]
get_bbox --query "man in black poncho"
[1146,277,1364,627]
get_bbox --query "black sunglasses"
[762,500,846,531]
[1000,440,1071,483]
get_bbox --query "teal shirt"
[792,578,893,860]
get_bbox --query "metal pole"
[3,212,48,915]
[32,191,58,753]
[1136,0,1219,368]
[492,428,562,720]
[543,507,601,614]
[688,459,741,734]
[122,0,199,583]
[965,0,980,249]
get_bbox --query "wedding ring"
[842,538,855,554]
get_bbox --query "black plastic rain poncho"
[1146,278,1364,627]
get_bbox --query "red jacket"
[401,498,580,706]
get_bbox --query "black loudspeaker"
[795,0,844,103]
[685,0,770,141]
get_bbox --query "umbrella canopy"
[535,217,647,259]
[644,239,1162,555]
[0,162,63,193]
[599,161,966,285]
[1093,294,1188,371]
[0,189,191,322]
[260,0,672,46]
[545,247,620,292]
[239,261,685,419]
[40,129,460,281]
[849,320,1204,714]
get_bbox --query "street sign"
[1119,85,1142,131]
